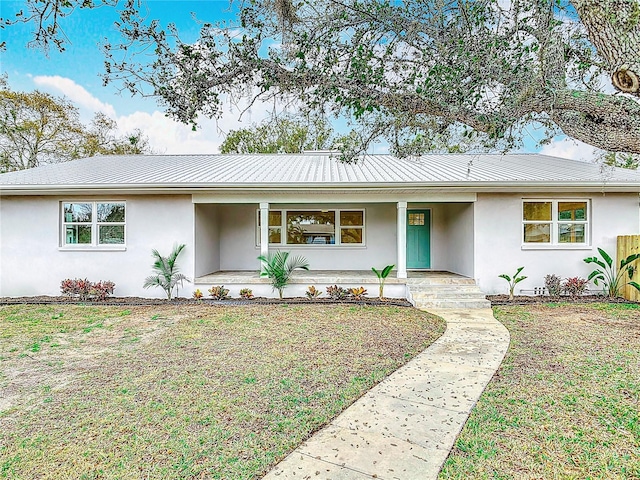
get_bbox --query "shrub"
[305,286,322,299]
[584,247,640,298]
[208,285,230,300]
[239,288,254,299]
[499,267,527,300]
[143,244,190,300]
[74,278,93,301]
[562,277,589,298]
[60,278,76,297]
[90,281,115,301]
[349,286,368,300]
[60,279,115,301]
[193,289,203,300]
[544,274,562,297]
[326,285,348,300]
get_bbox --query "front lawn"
[0,304,444,479]
[440,303,640,479]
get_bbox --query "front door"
[407,210,431,269]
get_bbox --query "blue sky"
[1,0,595,158]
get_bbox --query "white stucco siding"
[194,204,220,277]
[474,193,640,294]
[0,195,195,297]
[441,203,474,277]
[218,203,399,271]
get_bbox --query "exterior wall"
[442,203,474,277]
[194,204,220,277]
[474,193,640,294]
[0,195,194,297]
[218,203,399,271]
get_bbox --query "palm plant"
[143,244,190,300]
[372,264,394,299]
[584,248,640,297]
[499,266,527,300]
[258,251,309,299]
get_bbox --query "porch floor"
[195,270,470,285]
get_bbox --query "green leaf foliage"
[143,244,190,300]
[258,251,309,299]
[372,264,395,298]
[583,248,640,298]
[499,267,527,300]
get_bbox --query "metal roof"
[1,153,640,193]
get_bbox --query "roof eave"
[1,181,640,195]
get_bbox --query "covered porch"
[192,193,477,299]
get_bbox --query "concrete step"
[411,291,488,300]
[405,277,477,286]
[407,277,490,309]
[409,285,484,294]
[414,298,492,309]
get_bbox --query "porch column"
[397,201,407,278]
[259,202,269,267]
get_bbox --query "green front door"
[407,210,431,269]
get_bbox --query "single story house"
[1,152,639,301]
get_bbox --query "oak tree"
[4,0,640,159]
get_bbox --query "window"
[408,213,425,226]
[62,202,126,247]
[523,200,588,245]
[257,209,365,246]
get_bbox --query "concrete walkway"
[262,308,510,480]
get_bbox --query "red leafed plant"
[562,277,589,298]
[60,278,115,301]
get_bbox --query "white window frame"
[60,201,126,250]
[522,199,590,248]
[256,208,366,246]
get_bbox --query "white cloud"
[26,75,296,153]
[32,75,117,118]
[539,137,600,163]
[116,94,290,154]
[116,111,222,154]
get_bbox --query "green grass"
[440,303,640,479]
[0,303,444,479]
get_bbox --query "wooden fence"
[617,235,640,302]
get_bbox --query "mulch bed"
[488,294,636,305]
[4,295,635,307]
[0,295,413,307]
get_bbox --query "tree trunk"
[572,0,640,96]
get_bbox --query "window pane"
[65,225,92,244]
[287,211,335,244]
[340,211,363,226]
[559,223,585,243]
[268,227,281,244]
[64,203,92,223]
[524,223,550,243]
[408,213,425,226]
[269,211,282,227]
[523,202,551,221]
[558,202,587,221]
[98,225,125,244]
[97,203,125,222]
[341,228,363,244]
